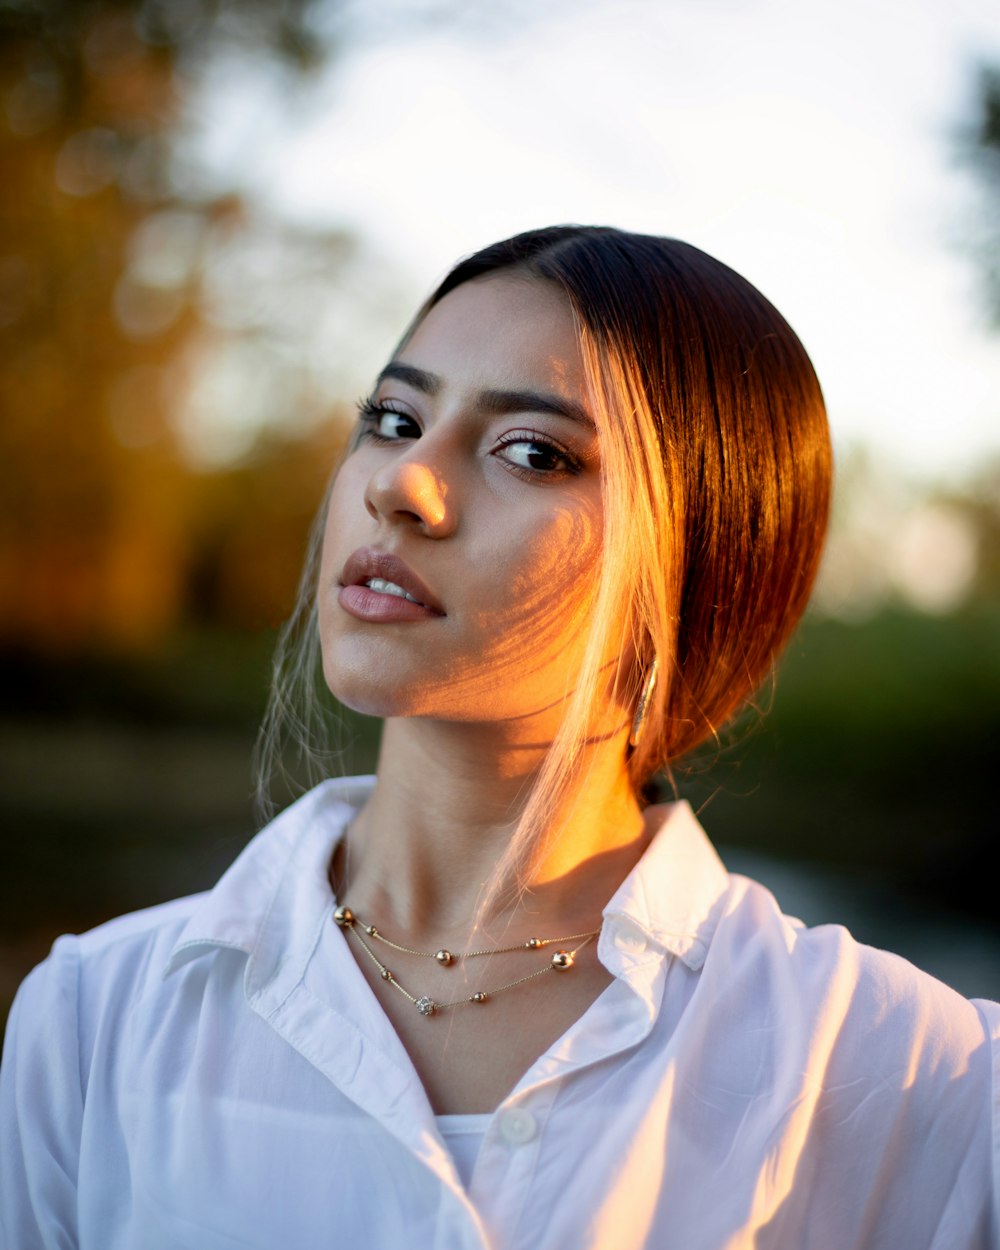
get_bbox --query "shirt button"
[613,923,648,954]
[499,1108,538,1145]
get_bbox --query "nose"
[364,456,454,538]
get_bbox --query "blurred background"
[2,0,999,1031]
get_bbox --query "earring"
[629,655,660,749]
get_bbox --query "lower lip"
[338,584,442,623]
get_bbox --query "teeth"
[366,577,422,604]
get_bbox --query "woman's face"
[318,273,613,737]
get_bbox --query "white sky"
[194,0,1000,482]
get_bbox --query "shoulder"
[6,894,206,1068]
[704,872,998,1173]
[6,776,369,1056]
[714,871,992,1047]
[697,873,1000,1240]
[75,892,204,971]
[14,893,202,998]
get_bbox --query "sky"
[190,0,1000,483]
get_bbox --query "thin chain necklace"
[333,905,600,1018]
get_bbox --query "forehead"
[398,274,586,399]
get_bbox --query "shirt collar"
[164,777,730,982]
[601,799,731,972]
[163,776,372,979]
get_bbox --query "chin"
[324,673,408,720]
[321,653,423,720]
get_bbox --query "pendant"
[415,996,437,1017]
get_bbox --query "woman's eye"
[357,400,420,443]
[373,411,419,440]
[495,433,579,477]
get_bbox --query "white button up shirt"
[3,776,998,1249]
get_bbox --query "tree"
[0,0,356,650]
[957,62,1000,326]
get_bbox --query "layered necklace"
[333,905,600,1019]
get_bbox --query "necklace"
[333,905,600,1018]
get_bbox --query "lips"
[336,548,444,625]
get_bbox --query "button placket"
[472,1102,547,1246]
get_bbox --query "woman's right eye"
[356,398,420,443]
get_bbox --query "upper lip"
[339,548,445,615]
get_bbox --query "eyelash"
[354,396,583,480]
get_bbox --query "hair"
[256,225,832,897]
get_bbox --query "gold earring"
[629,655,659,749]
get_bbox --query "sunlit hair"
[256,226,832,899]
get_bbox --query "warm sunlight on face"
[318,274,607,737]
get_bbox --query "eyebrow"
[376,362,596,432]
[377,362,440,395]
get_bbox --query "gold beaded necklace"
[333,906,600,1018]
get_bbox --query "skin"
[317,273,655,1112]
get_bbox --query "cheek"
[471,502,602,653]
[324,459,363,535]
[315,469,604,716]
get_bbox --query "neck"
[334,716,648,943]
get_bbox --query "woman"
[2,226,997,1249]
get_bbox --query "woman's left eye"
[495,432,580,478]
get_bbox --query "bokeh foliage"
[0,0,355,651]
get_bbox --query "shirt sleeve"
[973,998,1000,1248]
[0,937,83,1250]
